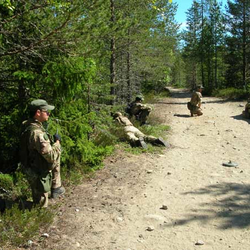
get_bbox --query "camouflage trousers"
[138,109,151,123]
[243,108,250,118]
[26,159,61,208]
[190,105,203,116]
[124,125,157,144]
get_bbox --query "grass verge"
[212,88,249,100]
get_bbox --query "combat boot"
[51,186,65,199]
[155,137,169,147]
[137,137,148,149]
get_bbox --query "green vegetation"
[0,205,54,248]
[0,0,249,248]
[182,0,250,95]
[212,88,249,100]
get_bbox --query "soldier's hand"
[53,133,61,142]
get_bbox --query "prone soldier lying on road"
[113,112,168,149]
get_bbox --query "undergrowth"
[144,89,171,103]
[0,205,54,248]
[0,97,170,249]
[212,87,249,100]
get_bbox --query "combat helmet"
[135,94,144,101]
[113,112,122,118]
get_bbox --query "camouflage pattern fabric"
[190,91,203,115]
[52,159,61,189]
[21,119,61,207]
[129,101,152,123]
[243,101,250,118]
[115,114,157,144]
[190,91,202,107]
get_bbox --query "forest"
[0,0,248,172]
[0,0,250,173]
[0,0,249,247]
[0,0,249,175]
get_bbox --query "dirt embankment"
[34,88,250,250]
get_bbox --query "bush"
[0,205,53,248]
[0,174,14,193]
[212,88,249,100]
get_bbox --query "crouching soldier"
[126,95,152,125]
[187,85,204,117]
[113,112,168,149]
[20,99,65,208]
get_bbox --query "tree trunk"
[201,0,205,88]
[242,0,247,89]
[110,0,116,105]
[126,29,131,103]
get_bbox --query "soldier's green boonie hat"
[30,99,55,111]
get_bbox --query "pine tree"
[225,0,250,89]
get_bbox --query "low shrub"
[0,205,53,248]
[212,88,249,100]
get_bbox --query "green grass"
[0,171,54,248]
[144,89,171,103]
[0,204,54,248]
[212,87,249,100]
[140,123,170,138]
[119,119,170,155]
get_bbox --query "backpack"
[125,103,132,115]
[19,125,37,168]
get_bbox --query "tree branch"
[0,14,71,58]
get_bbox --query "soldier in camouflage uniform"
[127,95,152,125]
[113,112,168,149]
[242,98,250,118]
[20,99,65,207]
[188,85,204,117]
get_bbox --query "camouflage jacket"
[115,115,133,127]
[245,102,250,110]
[130,101,152,115]
[190,91,202,107]
[21,119,61,175]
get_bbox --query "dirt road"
[40,88,250,250]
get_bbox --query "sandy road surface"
[37,88,250,250]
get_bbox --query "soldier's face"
[36,109,50,122]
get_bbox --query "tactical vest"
[19,122,52,193]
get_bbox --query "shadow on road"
[156,101,188,105]
[163,88,246,105]
[170,182,250,230]
[170,91,192,99]
[157,99,233,105]
[173,114,190,118]
[231,114,250,124]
